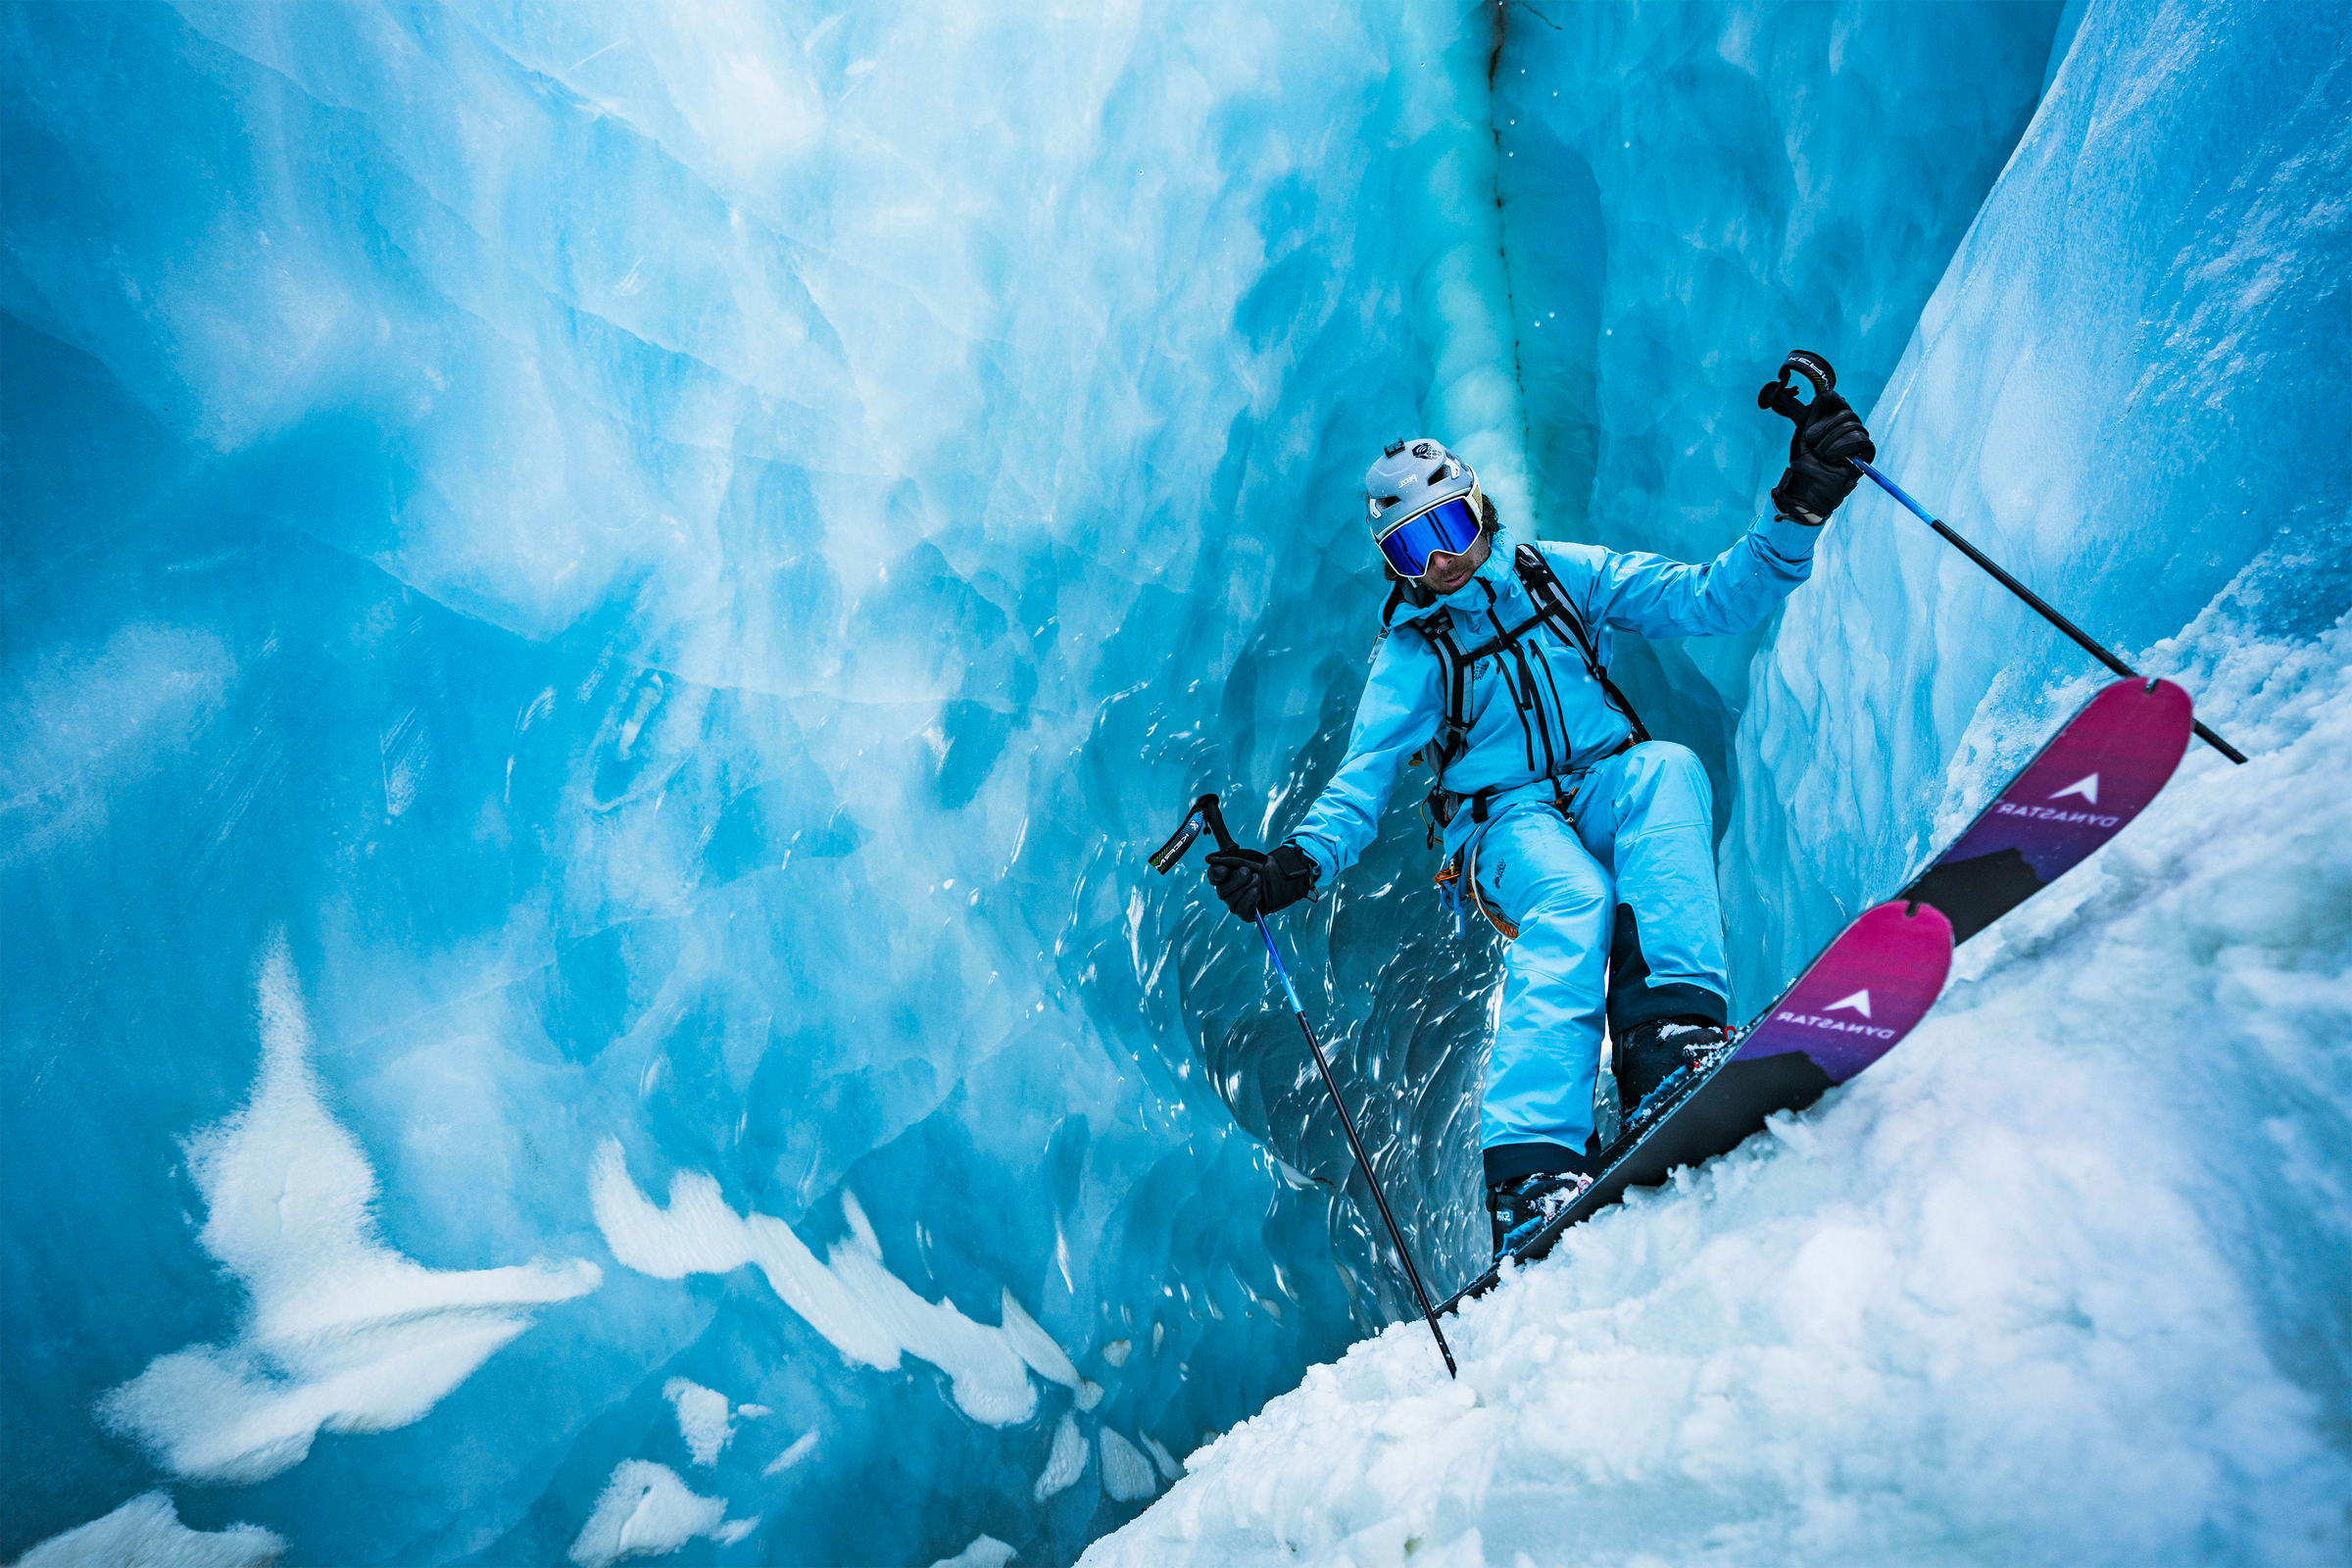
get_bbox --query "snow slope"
[1084,607,2352,1565]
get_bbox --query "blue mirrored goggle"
[1375,494,1483,579]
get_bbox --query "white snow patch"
[97,935,600,1483]
[1032,1412,1087,1502]
[591,1141,1050,1425]
[566,1460,757,1566]
[761,1430,818,1476]
[15,1493,284,1568]
[927,1535,1016,1568]
[661,1379,733,1466]
[1140,1433,1183,1481]
[1098,1429,1158,1502]
[1086,617,2352,1563]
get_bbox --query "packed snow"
[661,1379,735,1467]
[12,1494,284,1568]
[591,1141,1076,1426]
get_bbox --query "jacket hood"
[1381,523,1524,630]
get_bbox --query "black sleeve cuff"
[1273,841,1322,900]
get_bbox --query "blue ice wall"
[1491,0,2063,846]
[1725,0,2352,1002]
[1,3,1524,1560]
[11,0,2296,1562]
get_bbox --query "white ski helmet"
[1363,437,1476,530]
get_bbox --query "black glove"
[1771,388,1876,524]
[1204,843,1317,923]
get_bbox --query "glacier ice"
[4,0,2345,1564]
[1,0,1530,1555]
[1492,0,2066,820]
[1725,0,2352,1004]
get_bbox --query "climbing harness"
[1398,544,1651,942]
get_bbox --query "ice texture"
[566,1461,756,1568]
[589,1141,1052,1426]
[661,1380,733,1467]
[1493,0,2065,820]
[2,2,1531,1558]
[6,0,2344,1565]
[1724,0,2352,1001]
[97,934,601,1486]
[1096,1430,1160,1504]
[930,1537,1018,1568]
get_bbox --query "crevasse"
[4,1,2345,1564]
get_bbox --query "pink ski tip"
[1734,900,1954,1083]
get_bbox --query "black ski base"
[1900,848,2045,945]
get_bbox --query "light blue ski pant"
[1473,742,1729,1178]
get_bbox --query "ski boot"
[1615,1017,1732,1123]
[1488,1169,1595,1259]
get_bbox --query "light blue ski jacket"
[1288,514,1822,883]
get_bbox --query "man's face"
[1419,529,1490,596]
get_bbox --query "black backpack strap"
[1417,611,1476,774]
[1513,544,1650,745]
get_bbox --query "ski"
[1440,676,2196,1312]
[1896,678,2196,941]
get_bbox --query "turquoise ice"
[6,1,2345,1564]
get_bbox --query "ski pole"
[1149,794,1459,1378]
[1759,350,2247,765]
[1846,459,2244,763]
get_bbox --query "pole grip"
[1193,793,1242,854]
[1148,792,1243,873]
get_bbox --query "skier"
[1201,396,1876,1252]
